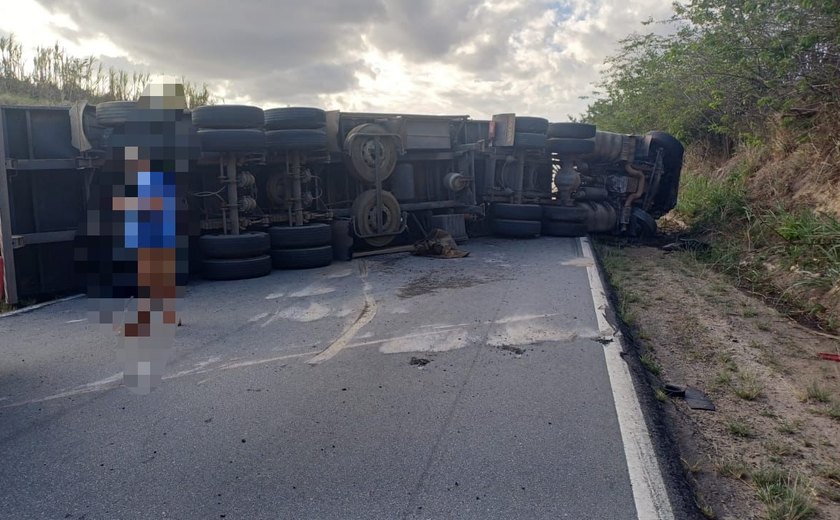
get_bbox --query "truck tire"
[198,129,265,152]
[514,117,549,134]
[494,219,541,238]
[202,255,272,280]
[270,245,333,269]
[192,105,264,129]
[96,101,136,127]
[265,129,327,150]
[629,207,657,238]
[514,132,547,149]
[494,203,542,220]
[547,122,596,139]
[351,189,402,247]
[542,205,587,223]
[344,123,398,183]
[264,107,326,130]
[268,223,332,249]
[646,131,685,217]
[546,138,595,155]
[199,232,270,259]
[542,221,587,237]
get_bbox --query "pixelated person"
[83,82,198,394]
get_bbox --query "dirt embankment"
[678,112,840,331]
[600,243,840,519]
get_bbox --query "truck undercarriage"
[0,99,684,303]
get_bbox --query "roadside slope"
[598,243,840,520]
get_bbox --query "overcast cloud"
[1,0,675,120]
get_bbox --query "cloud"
[23,0,675,120]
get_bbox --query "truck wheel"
[344,123,397,183]
[646,131,685,216]
[546,138,595,155]
[191,105,264,129]
[270,245,333,269]
[494,203,542,220]
[352,189,402,247]
[542,205,587,223]
[198,129,265,152]
[547,122,596,139]
[202,255,272,280]
[269,223,332,249]
[266,129,327,150]
[199,232,270,259]
[629,207,657,238]
[264,107,326,130]
[96,101,136,127]
[513,132,547,149]
[494,219,541,238]
[514,117,549,134]
[542,221,587,237]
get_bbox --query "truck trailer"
[0,97,684,304]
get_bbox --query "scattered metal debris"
[413,229,469,259]
[409,357,430,366]
[663,383,715,411]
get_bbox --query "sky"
[0,0,675,121]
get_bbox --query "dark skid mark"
[397,271,504,299]
[409,357,431,366]
[498,345,525,355]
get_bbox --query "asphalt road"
[0,236,680,519]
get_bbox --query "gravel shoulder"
[598,243,840,520]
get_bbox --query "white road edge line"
[0,294,84,318]
[579,236,675,520]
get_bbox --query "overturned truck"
[0,100,684,302]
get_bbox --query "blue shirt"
[124,171,177,248]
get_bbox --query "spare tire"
[514,117,549,134]
[198,129,265,152]
[344,124,398,183]
[264,107,326,130]
[547,122,596,139]
[202,255,272,280]
[269,223,332,249]
[270,246,333,269]
[266,129,327,150]
[199,232,270,259]
[351,189,402,247]
[96,101,136,127]
[546,138,595,155]
[494,203,542,220]
[192,105,264,129]
[494,219,541,238]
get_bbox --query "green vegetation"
[727,420,754,438]
[802,382,832,404]
[583,0,840,144]
[751,467,815,520]
[583,1,840,331]
[0,34,214,107]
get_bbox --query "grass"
[751,467,815,520]
[727,420,754,438]
[777,419,803,435]
[714,456,750,479]
[815,403,840,421]
[734,371,765,400]
[802,382,832,403]
[675,164,840,331]
[764,440,796,457]
[640,351,662,376]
